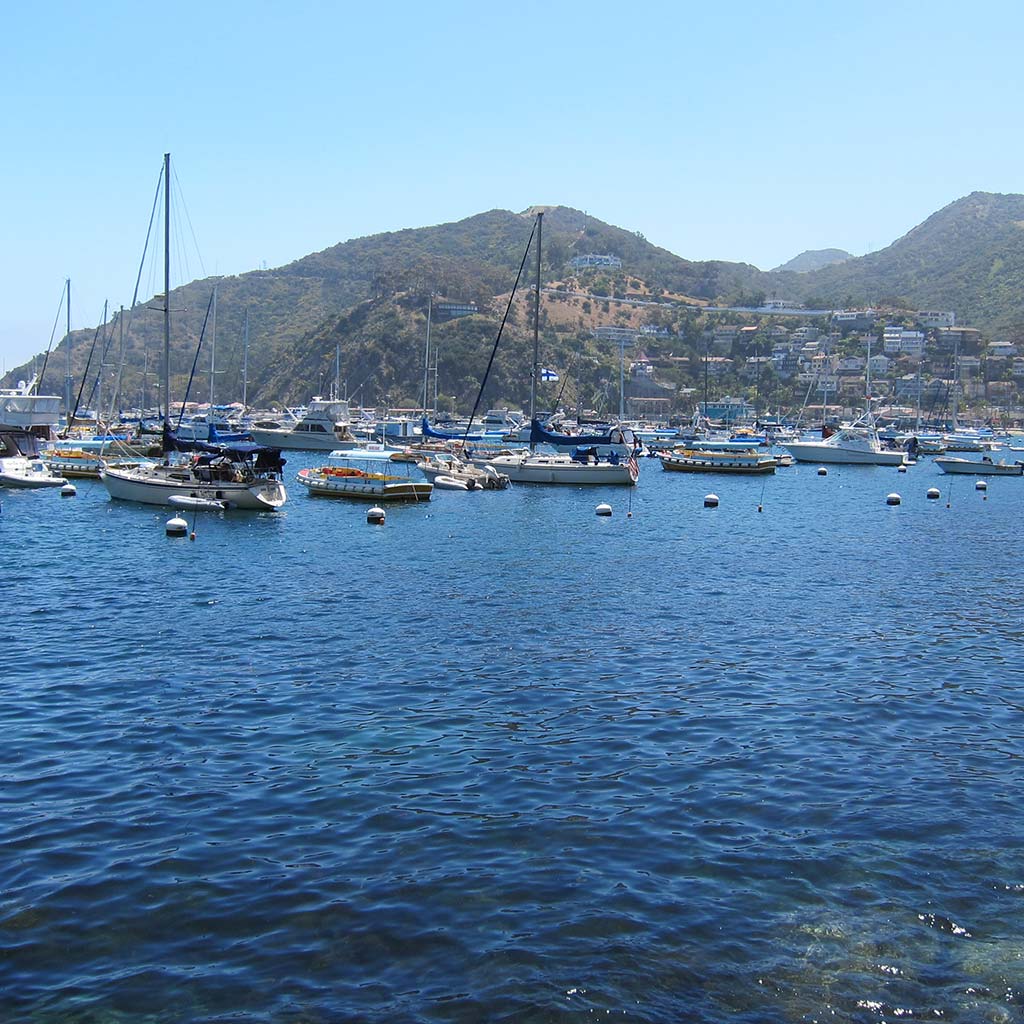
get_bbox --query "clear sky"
[3,0,1022,370]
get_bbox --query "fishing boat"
[0,429,67,488]
[98,154,288,511]
[935,455,1023,476]
[297,464,432,501]
[784,413,907,466]
[660,448,777,474]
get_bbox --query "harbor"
[3,454,1022,1022]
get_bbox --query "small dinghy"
[168,494,231,510]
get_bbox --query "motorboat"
[249,398,360,451]
[935,456,1023,476]
[660,448,776,474]
[0,430,67,488]
[416,453,510,490]
[784,415,907,466]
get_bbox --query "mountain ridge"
[6,192,1024,409]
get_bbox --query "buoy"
[166,514,188,536]
[897,465,908,473]
[595,502,612,516]
[817,467,828,476]
[704,493,719,508]
[886,493,901,506]
[367,505,385,524]
[976,480,987,491]
[926,487,940,500]
[60,483,76,497]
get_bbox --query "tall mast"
[951,332,960,429]
[619,336,626,420]
[242,308,249,411]
[162,152,171,426]
[64,278,72,423]
[529,211,543,443]
[209,284,218,408]
[422,294,432,413]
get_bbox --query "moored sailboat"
[99,154,287,511]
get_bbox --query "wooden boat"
[296,465,432,501]
[660,447,776,474]
[935,456,1023,476]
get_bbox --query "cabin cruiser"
[0,430,66,487]
[784,414,907,466]
[249,398,359,451]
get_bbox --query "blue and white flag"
[540,368,559,382]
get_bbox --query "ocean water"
[2,455,1023,1023]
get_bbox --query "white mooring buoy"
[886,492,901,506]
[817,466,828,476]
[595,502,612,517]
[704,493,719,508]
[60,483,76,497]
[976,480,987,491]
[926,487,940,500]
[897,464,908,473]
[367,505,386,524]
[166,514,188,536]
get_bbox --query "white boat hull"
[100,464,287,509]
[249,428,359,451]
[489,453,637,485]
[784,442,906,466]
[935,458,1023,476]
[0,457,66,488]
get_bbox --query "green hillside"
[784,193,1024,337]
[8,193,1024,414]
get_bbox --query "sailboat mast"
[529,211,543,441]
[162,152,171,427]
[242,308,249,410]
[619,337,626,420]
[422,294,432,413]
[209,285,218,408]
[64,278,72,423]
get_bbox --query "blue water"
[3,456,1023,1023]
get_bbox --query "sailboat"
[100,154,288,511]
[487,212,639,486]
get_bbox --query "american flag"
[627,451,639,479]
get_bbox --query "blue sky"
[3,0,1022,370]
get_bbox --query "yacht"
[249,398,359,451]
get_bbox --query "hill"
[788,193,1024,336]
[771,248,852,273]
[9,192,1024,414]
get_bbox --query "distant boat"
[935,456,1023,476]
[660,448,777,474]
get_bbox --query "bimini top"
[162,425,286,472]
